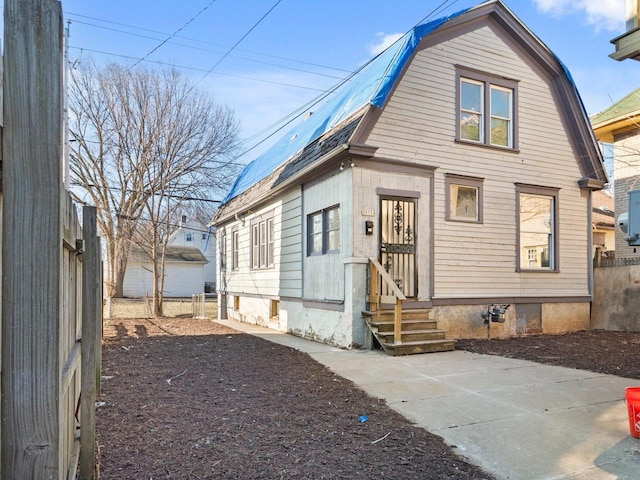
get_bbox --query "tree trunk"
[113,247,129,298]
[151,241,164,317]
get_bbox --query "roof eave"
[213,144,351,226]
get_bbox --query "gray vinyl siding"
[223,189,302,298]
[303,172,352,301]
[364,22,590,298]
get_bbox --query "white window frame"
[457,67,518,150]
[231,229,239,270]
[250,213,275,270]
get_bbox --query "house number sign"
[361,210,375,217]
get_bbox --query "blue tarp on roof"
[223,8,470,203]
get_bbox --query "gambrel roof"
[214,0,607,224]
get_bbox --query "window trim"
[456,66,518,150]
[250,212,275,270]
[231,228,239,270]
[219,228,227,272]
[516,184,560,272]
[307,205,341,256]
[445,174,484,223]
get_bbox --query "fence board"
[1,1,100,478]
[79,206,101,479]
[1,0,64,477]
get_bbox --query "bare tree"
[69,61,239,302]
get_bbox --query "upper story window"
[457,67,518,150]
[186,233,193,242]
[307,205,340,256]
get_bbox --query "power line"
[68,20,345,81]
[125,0,218,72]
[191,0,283,90]
[69,46,329,92]
[65,11,352,74]
[71,0,465,188]
[71,182,224,203]
[227,0,466,164]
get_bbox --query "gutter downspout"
[587,191,594,300]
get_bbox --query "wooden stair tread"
[363,308,454,356]
[362,309,432,316]
[381,339,456,346]
[377,329,446,339]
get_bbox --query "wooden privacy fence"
[1,1,102,479]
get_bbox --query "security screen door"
[379,198,417,298]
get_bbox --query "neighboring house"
[168,215,217,292]
[123,244,208,297]
[592,190,615,258]
[212,0,607,351]
[592,88,640,258]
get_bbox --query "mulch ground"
[97,318,492,479]
[456,330,640,380]
[97,320,640,479]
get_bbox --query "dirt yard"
[97,319,640,479]
[97,318,492,479]
[456,330,640,380]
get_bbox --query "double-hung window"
[517,184,559,271]
[231,229,239,270]
[307,205,340,255]
[251,215,274,269]
[458,67,517,149]
[219,229,227,271]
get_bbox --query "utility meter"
[625,190,640,246]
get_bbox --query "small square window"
[446,175,483,223]
[270,299,280,318]
[186,233,193,242]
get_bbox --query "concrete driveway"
[217,319,640,479]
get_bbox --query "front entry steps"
[362,309,456,356]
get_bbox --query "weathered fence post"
[1,0,64,477]
[79,206,101,479]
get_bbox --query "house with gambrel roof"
[212,0,607,354]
